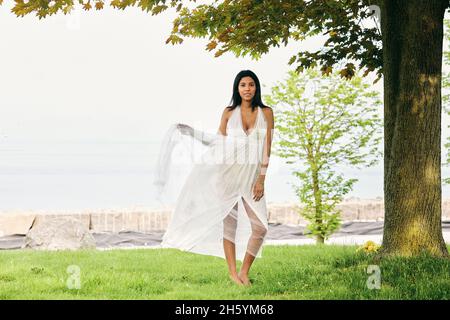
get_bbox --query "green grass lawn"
[0,244,449,299]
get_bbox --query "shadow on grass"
[254,245,450,299]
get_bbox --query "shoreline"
[2,221,450,250]
[2,199,450,239]
[2,198,450,237]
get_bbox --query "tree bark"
[312,168,325,244]
[380,0,449,257]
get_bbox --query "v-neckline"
[239,105,259,136]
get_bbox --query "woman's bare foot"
[229,274,244,286]
[238,272,252,286]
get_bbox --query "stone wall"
[2,198,450,236]
[268,198,388,225]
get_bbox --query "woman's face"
[238,76,256,102]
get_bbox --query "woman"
[155,70,274,286]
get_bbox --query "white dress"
[155,105,269,262]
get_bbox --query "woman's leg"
[239,197,268,286]
[223,203,243,285]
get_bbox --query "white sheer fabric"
[154,105,269,262]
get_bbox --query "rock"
[23,216,96,250]
[0,212,36,236]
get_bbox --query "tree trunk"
[380,0,449,257]
[312,167,324,244]
[316,235,325,244]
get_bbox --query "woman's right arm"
[218,107,231,136]
[177,107,230,145]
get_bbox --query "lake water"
[1,140,437,212]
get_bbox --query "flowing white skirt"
[154,124,268,262]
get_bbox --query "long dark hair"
[227,70,268,112]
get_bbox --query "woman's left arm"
[253,107,274,201]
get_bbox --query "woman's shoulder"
[261,105,273,115]
[260,106,274,124]
[223,105,235,115]
[220,106,235,122]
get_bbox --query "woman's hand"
[252,179,264,201]
[177,123,194,136]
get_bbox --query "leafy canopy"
[2,0,383,81]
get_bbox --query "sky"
[0,2,449,205]
[0,2,385,143]
[0,3,299,143]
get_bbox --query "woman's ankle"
[229,270,239,277]
[239,269,249,276]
